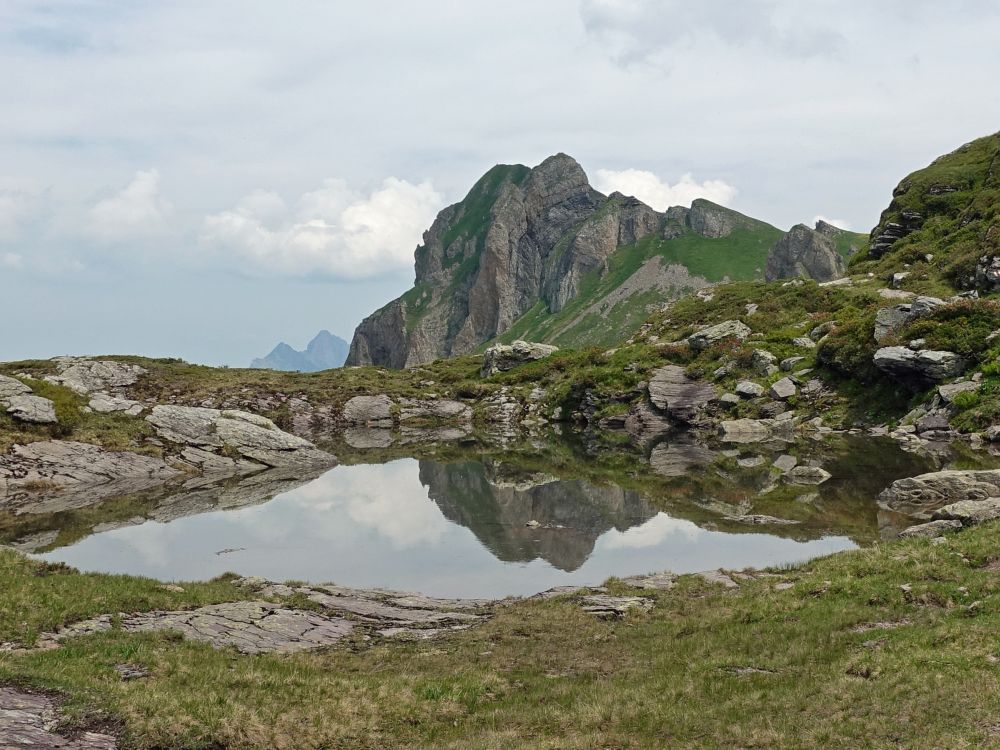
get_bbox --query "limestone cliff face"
[764,222,847,282]
[347,154,766,368]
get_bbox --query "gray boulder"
[937,381,978,404]
[873,347,966,383]
[898,519,963,538]
[780,356,806,372]
[874,296,946,342]
[735,381,765,399]
[88,393,146,416]
[878,469,1000,518]
[647,365,717,423]
[718,419,773,443]
[687,320,751,352]
[0,374,31,399]
[342,395,394,426]
[6,394,58,424]
[146,405,333,468]
[399,398,472,423]
[769,377,797,401]
[932,498,1000,526]
[750,349,778,375]
[481,340,558,377]
[764,223,846,282]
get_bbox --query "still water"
[4,432,970,597]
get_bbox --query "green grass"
[1,524,998,748]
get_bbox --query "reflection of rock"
[344,428,395,449]
[649,439,716,477]
[419,460,655,571]
[0,440,181,501]
[1,465,330,552]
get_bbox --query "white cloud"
[87,169,173,242]
[594,168,737,211]
[812,215,852,231]
[200,177,442,279]
[1,252,23,268]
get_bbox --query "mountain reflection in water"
[1,433,976,598]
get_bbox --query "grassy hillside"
[496,219,783,349]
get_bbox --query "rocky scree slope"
[347,154,783,366]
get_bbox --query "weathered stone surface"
[623,400,673,443]
[773,454,798,473]
[398,398,472,422]
[735,381,765,399]
[88,393,145,416]
[344,427,395,449]
[791,337,816,349]
[750,349,778,375]
[938,381,978,404]
[898,519,963,538]
[47,357,146,395]
[580,594,653,619]
[43,601,355,655]
[647,365,716,422]
[786,466,831,485]
[6,394,58,424]
[342,394,394,426]
[780,356,806,372]
[873,296,946,342]
[481,340,558,377]
[878,469,1000,518]
[768,377,797,401]
[764,223,847,282]
[0,687,117,749]
[0,374,31,399]
[687,320,751,352]
[146,405,333,468]
[932,498,1000,526]
[873,347,965,383]
[620,572,676,590]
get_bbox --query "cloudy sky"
[2,1,999,365]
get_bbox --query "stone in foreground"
[898,519,963,538]
[45,601,354,654]
[879,469,1000,518]
[481,340,558,377]
[0,687,117,749]
[932,498,1000,526]
[5,394,58,424]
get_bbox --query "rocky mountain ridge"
[347,155,784,368]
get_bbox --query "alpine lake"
[3,428,992,599]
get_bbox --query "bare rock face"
[647,365,716,423]
[5,394,58,424]
[0,687,117,749]
[46,357,146,395]
[764,223,846,282]
[873,347,965,384]
[146,405,334,468]
[481,340,558,376]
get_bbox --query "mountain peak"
[251,331,349,372]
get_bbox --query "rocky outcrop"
[146,405,333,468]
[764,223,847,282]
[873,296,946,341]
[647,365,716,423]
[45,357,146,395]
[0,374,58,425]
[481,340,558,376]
[878,469,1000,518]
[0,687,117,749]
[686,320,751,352]
[872,347,965,383]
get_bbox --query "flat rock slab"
[879,469,1000,519]
[41,601,354,655]
[581,594,654,619]
[0,687,116,749]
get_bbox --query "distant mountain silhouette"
[250,330,348,371]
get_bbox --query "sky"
[2,0,999,366]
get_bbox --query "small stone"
[737,455,765,468]
[786,466,832,485]
[769,378,797,401]
[780,356,806,372]
[791,337,816,349]
[735,381,765,399]
[773,454,798,473]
